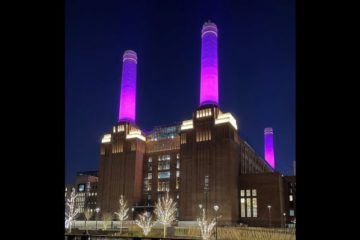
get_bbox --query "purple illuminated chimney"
[200,21,219,106]
[118,50,137,123]
[264,127,275,168]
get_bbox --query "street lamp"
[198,204,203,217]
[267,205,272,228]
[131,207,135,220]
[283,213,287,228]
[95,207,100,230]
[213,205,219,240]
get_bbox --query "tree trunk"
[85,220,87,233]
[120,221,123,234]
[163,224,166,238]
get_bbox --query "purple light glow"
[118,50,137,123]
[264,127,275,168]
[200,22,218,106]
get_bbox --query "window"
[176,159,180,169]
[176,170,180,177]
[252,198,257,217]
[196,108,212,118]
[157,181,170,191]
[240,189,257,218]
[289,195,293,202]
[158,161,170,170]
[289,209,294,216]
[118,125,125,132]
[113,126,116,133]
[252,189,257,196]
[148,157,152,162]
[176,178,180,189]
[158,171,170,179]
[148,173,152,179]
[176,153,180,159]
[78,184,85,192]
[159,155,171,161]
[240,198,245,217]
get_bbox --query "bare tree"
[135,211,156,236]
[65,188,79,233]
[84,209,93,233]
[102,213,112,230]
[114,195,129,234]
[197,208,216,240]
[154,191,177,238]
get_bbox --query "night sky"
[65,0,295,184]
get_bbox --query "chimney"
[264,127,275,169]
[118,50,137,123]
[200,21,219,106]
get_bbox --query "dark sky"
[66,0,295,184]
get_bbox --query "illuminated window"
[246,198,252,217]
[176,153,180,159]
[158,171,170,179]
[240,198,245,217]
[148,157,152,162]
[177,194,179,199]
[240,189,257,218]
[148,173,152,179]
[176,170,180,177]
[176,178,180,189]
[252,189,257,196]
[289,209,294,216]
[289,195,293,202]
[113,126,116,133]
[196,108,212,118]
[118,125,125,132]
[176,159,180,169]
[252,198,257,217]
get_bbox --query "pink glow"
[200,22,219,106]
[264,127,275,168]
[118,50,137,122]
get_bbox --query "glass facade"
[147,125,181,141]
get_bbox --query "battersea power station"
[92,21,296,228]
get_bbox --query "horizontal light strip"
[202,30,218,38]
[180,119,193,130]
[215,112,238,130]
[101,134,111,143]
[126,129,146,141]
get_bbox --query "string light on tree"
[154,191,177,238]
[197,208,217,240]
[135,211,156,236]
[114,195,129,234]
[65,188,80,233]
